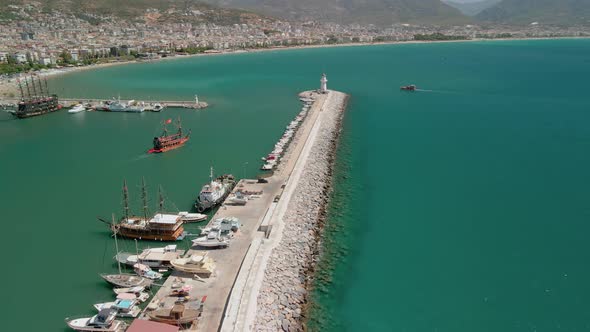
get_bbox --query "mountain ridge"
[477,0,590,26]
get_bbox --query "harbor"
[58,73,349,331]
[131,87,345,331]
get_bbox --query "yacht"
[65,309,125,332]
[93,298,141,318]
[192,229,230,248]
[68,104,85,113]
[178,211,208,223]
[170,253,215,277]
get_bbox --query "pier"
[0,97,209,110]
[137,89,346,331]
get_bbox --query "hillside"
[476,0,590,25]
[443,0,500,16]
[203,0,471,25]
[0,0,270,25]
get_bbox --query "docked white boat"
[115,245,185,269]
[226,192,248,206]
[178,211,207,223]
[170,252,215,277]
[68,104,85,113]
[192,230,230,248]
[65,309,125,332]
[113,287,150,302]
[100,273,153,288]
[93,298,141,318]
[133,263,163,280]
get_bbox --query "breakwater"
[220,90,348,332]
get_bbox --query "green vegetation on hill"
[202,0,471,26]
[414,32,469,40]
[476,0,590,26]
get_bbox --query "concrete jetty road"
[0,98,209,110]
[138,90,336,331]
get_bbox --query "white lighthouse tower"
[320,73,328,94]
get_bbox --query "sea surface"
[1,39,590,331]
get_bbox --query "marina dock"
[137,90,334,331]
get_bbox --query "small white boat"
[192,230,230,248]
[112,288,150,303]
[68,104,85,113]
[93,298,141,318]
[65,309,125,331]
[178,211,207,223]
[227,192,247,206]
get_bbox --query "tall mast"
[210,166,214,184]
[44,77,49,96]
[113,213,121,274]
[30,75,38,98]
[158,185,164,211]
[35,76,44,98]
[17,78,25,100]
[177,117,182,136]
[123,179,130,222]
[24,77,32,100]
[141,177,149,220]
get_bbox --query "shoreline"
[2,36,588,101]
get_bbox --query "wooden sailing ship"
[148,118,191,153]
[100,179,185,241]
[13,75,60,118]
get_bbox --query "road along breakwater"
[220,90,349,332]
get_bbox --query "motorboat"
[65,309,125,332]
[147,304,200,325]
[178,211,208,223]
[100,273,153,288]
[170,253,215,277]
[192,230,230,248]
[115,245,185,269]
[400,84,417,91]
[133,263,163,280]
[113,286,150,302]
[226,192,247,206]
[68,104,85,113]
[93,298,141,318]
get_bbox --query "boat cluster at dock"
[65,170,244,331]
[260,96,315,171]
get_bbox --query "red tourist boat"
[400,84,417,91]
[148,118,191,154]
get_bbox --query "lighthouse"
[320,73,328,94]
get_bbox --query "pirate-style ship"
[99,178,185,241]
[148,118,191,154]
[13,75,60,118]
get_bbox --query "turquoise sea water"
[1,39,590,331]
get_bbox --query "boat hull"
[148,137,189,154]
[65,318,124,332]
[116,227,185,241]
[100,274,153,288]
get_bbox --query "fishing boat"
[178,211,208,223]
[400,84,417,91]
[148,118,190,154]
[65,309,125,332]
[99,179,186,241]
[100,273,153,288]
[133,263,163,280]
[170,253,215,277]
[195,168,236,212]
[68,104,85,113]
[148,304,201,326]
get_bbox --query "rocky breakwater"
[253,91,349,332]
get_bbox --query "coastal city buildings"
[1,3,590,70]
